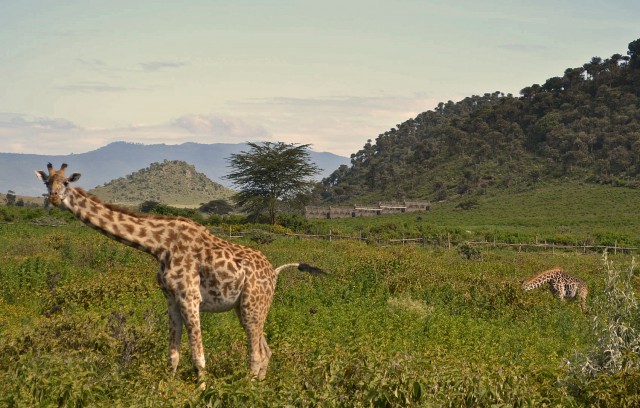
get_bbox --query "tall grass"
[0,202,637,406]
[567,254,640,406]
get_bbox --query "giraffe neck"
[522,268,563,291]
[62,187,168,259]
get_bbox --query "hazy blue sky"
[1,0,638,156]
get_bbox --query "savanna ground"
[1,182,639,407]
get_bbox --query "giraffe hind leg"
[580,293,588,313]
[237,304,271,380]
[246,322,271,380]
[258,335,272,380]
[178,293,206,385]
[166,301,183,376]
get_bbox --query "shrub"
[248,229,276,245]
[458,242,482,260]
[456,197,480,210]
[567,253,640,405]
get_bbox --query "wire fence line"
[219,229,639,255]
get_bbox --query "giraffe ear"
[35,170,48,183]
[68,173,81,183]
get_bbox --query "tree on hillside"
[226,142,321,225]
[5,190,16,206]
[199,199,233,215]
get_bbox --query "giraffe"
[520,266,588,312]
[35,163,324,385]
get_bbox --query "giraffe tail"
[274,263,326,276]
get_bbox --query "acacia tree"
[226,142,321,225]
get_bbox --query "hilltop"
[89,160,234,207]
[320,38,640,204]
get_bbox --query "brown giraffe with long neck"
[520,266,588,312]
[36,163,323,385]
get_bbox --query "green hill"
[319,38,640,204]
[89,160,235,207]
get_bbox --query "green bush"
[567,254,640,406]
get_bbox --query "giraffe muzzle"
[50,194,61,206]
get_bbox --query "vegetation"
[1,192,43,208]
[566,254,640,405]
[320,38,640,204]
[295,181,640,250]
[89,160,234,207]
[198,199,234,215]
[227,142,321,225]
[0,204,638,406]
[2,38,640,407]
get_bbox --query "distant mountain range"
[1,142,350,196]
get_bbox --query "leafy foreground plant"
[567,253,640,406]
[0,229,604,407]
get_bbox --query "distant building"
[304,201,430,219]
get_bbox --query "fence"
[220,228,639,254]
[465,240,638,255]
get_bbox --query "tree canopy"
[320,38,640,204]
[226,142,321,224]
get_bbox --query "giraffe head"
[35,163,81,207]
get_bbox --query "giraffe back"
[521,267,566,291]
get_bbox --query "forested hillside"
[320,39,640,203]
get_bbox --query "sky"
[1,1,638,157]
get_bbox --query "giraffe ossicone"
[36,163,324,384]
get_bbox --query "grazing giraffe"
[520,267,588,312]
[35,163,324,385]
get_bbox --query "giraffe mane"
[73,188,198,224]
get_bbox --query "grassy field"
[307,181,640,248]
[1,183,639,406]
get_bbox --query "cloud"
[0,113,87,154]
[3,115,78,131]
[0,93,435,156]
[498,43,548,53]
[172,114,270,139]
[76,58,108,68]
[228,94,439,154]
[56,81,133,93]
[0,112,273,155]
[140,61,188,72]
